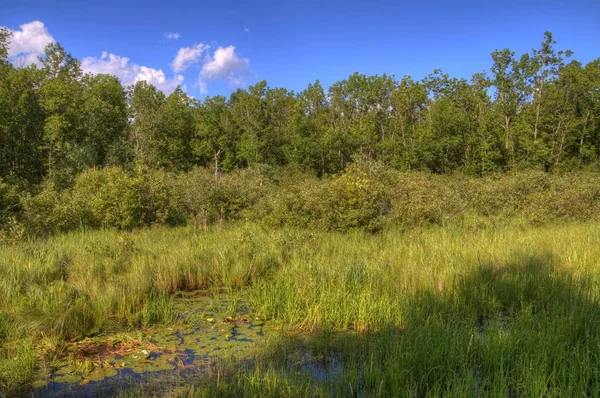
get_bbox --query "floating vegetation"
[30,291,274,395]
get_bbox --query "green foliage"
[0,31,599,196]
[1,33,600,193]
[71,167,183,229]
[0,32,599,237]
[20,181,82,235]
[0,178,19,227]
[176,166,273,225]
[257,162,390,231]
[321,164,390,231]
[20,167,186,235]
[0,66,45,183]
[81,73,128,166]
[14,166,600,236]
[385,172,467,226]
[0,338,37,393]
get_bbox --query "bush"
[71,167,185,229]
[20,181,83,235]
[0,178,22,229]
[257,162,391,232]
[21,167,186,235]
[465,172,600,224]
[16,164,600,236]
[385,172,468,226]
[177,166,273,226]
[319,164,390,231]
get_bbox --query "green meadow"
[2,221,600,396]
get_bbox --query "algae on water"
[33,292,274,392]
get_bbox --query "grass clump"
[0,338,37,392]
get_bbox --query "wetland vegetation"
[3,222,600,396]
[1,28,600,396]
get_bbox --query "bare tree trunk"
[580,111,590,155]
[399,114,407,147]
[504,115,511,150]
[48,144,53,178]
[554,119,565,166]
[533,101,541,144]
[214,149,221,183]
[533,78,545,144]
[549,118,562,163]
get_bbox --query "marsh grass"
[2,222,600,395]
[188,240,600,397]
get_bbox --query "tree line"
[1,30,599,189]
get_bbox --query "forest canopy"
[1,29,598,186]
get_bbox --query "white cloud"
[5,21,55,67]
[163,32,181,41]
[170,43,209,73]
[4,20,252,95]
[82,51,184,94]
[199,46,251,93]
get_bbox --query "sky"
[1,0,599,98]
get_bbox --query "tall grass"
[2,222,600,395]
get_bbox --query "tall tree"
[159,87,195,170]
[82,73,128,166]
[289,80,331,174]
[388,76,427,170]
[530,32,571,146]
[230,81,268,166]
[128,80,165,167]
[38,43,85,185]
[490,49,529,168]
[194,95,238,170]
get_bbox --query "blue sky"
[1,0,599,98]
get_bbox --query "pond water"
[31,291,274,396]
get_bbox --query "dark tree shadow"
[198,250,600,397]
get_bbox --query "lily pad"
[54,374,82,384]
[32,379,48,389]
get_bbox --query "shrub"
[20,181,83,235]
[319,164,390,231]
[177,166,273,225]
[17,165,600,235]
[72,167,180,228]
[71,167,186,229]
[257,162,391,232]
[385,172,468,226]
[0,178,23,230]
[21,167,186,235]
